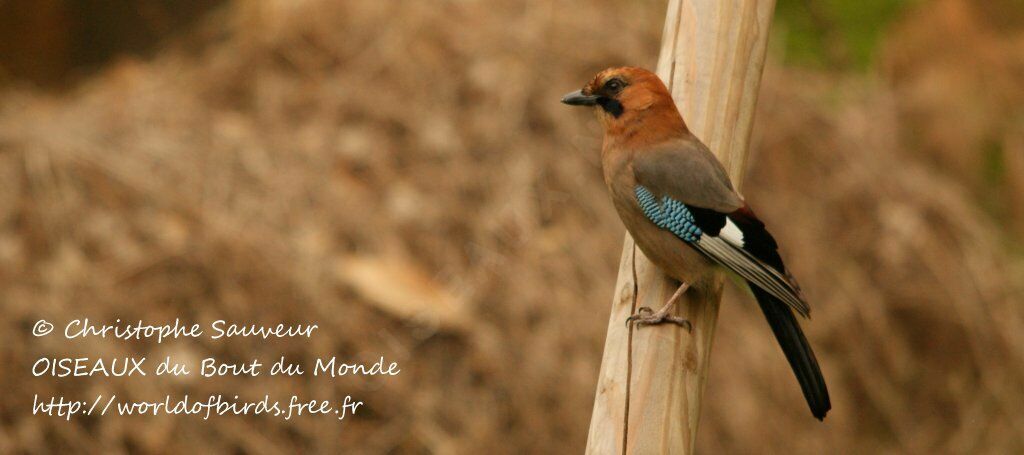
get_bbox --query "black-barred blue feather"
[634,186,702,243]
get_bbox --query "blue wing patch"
[634,186,703,242]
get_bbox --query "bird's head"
[561,67,685,137]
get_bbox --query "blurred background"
[1,0,1023,453]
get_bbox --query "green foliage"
[774,0,915,69]
[983,140,1007,186]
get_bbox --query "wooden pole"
[585,1,776,454]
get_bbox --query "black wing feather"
[687,205,727,236]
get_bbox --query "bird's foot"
[626,305,691,331]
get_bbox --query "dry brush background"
[1,0,1023,453]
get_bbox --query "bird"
[562,66,831,421]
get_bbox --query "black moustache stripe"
[598,97,624,117]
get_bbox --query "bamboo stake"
[585,1,776,454]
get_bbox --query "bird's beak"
[561,90,599,106]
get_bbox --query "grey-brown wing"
[631,138,742,212]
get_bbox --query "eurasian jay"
[562,67,831,420]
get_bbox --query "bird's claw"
[625,307,652,327]
[625,308,692,332]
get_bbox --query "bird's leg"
[626,282,692,331]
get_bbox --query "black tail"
[749,284,831,420]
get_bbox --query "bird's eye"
[604,78,625,93]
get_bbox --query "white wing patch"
[719,218,745,247]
